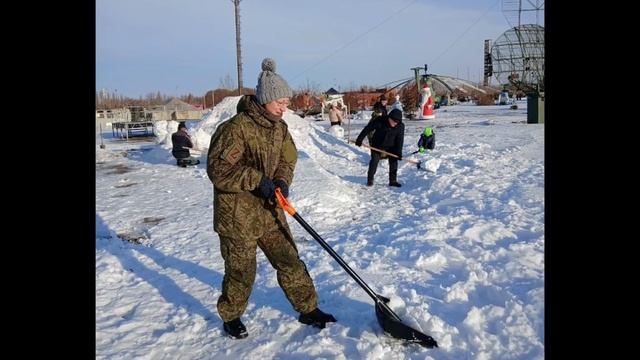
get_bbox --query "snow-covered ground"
[96,97,543,359]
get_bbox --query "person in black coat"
[366,94,388,150]
[355,108,404,187]
[371,94,388,120]
[171,122,201,167]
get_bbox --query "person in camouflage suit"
[207,58,336,339]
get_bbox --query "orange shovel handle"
[275,188,296,216]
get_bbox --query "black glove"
[257,175,276,199]
[397,155,402,160]
[355,139,362,147]
[273,179,289,198]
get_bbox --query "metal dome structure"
[501,0,544,28]
[491,24,544,94]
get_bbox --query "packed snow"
[96,97,543,359]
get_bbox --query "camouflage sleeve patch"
[220,142,243,165]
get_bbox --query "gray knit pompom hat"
[255,58,293,105]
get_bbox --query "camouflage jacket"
[207,95,297,240]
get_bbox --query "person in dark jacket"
[367,94,388,150]
[207,58,336,340]
[355,108,405,187]
[371,94,388,120]
[171,122,200,167]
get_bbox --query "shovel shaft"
[183,146,201,154]
[353,142,422,167]
[277,189,437,348]
[291,212,381,303]
[360,143,400,159]
[276,188,402,321]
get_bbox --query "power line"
[291,0,418,82]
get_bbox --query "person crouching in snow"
[417,127,435,154]
[171,122,200,167]
[355,108,405,187]
[207,57,336,340]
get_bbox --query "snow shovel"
[182,146,202,155]
[274,188,438,348]
[350,141,423,170]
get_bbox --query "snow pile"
[153,120,179,148]
[96,97,543,359]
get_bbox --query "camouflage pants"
[217,230,318,322]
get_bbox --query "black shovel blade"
[375,301,438,348]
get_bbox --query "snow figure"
[328,124,344,139]
[418,84,435,120]
[391,94,403,112]
[498,90,510,105]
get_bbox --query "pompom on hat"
[255,58,293,105]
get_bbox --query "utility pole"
[483,39,492,86]
[233,0,243,96]
[411,67,423,90]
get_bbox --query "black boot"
[298,308,337,329]
[389,159,401,186]
[223,318,248,339]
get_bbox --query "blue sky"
[96,0,544,98]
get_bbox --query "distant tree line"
[96,90,207,110]
[97,85,395,111]
[96,77,404,111]
[204,87,256,108]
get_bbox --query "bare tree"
[219,74,236,90]
[346,81,360,92]
[296,78,322,96]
